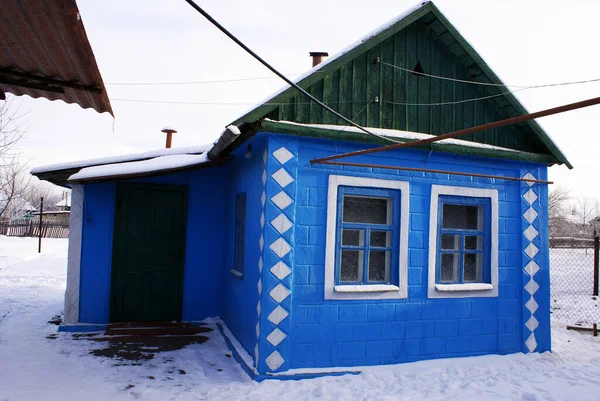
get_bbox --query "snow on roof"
[231,1,429,124]
[31,144,212,175]
[55,199,70,207]
[268,120,523,153]
[68,154,210,182]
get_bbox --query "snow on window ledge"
[230,269,244,278]
[334,284,400,293]
[435,283,494,292]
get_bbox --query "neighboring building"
[32,2,569,380]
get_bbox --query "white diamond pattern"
[523,189,538,205]
[262,170,267,185]
[268,306,289,325]
[272,168,294,188]
[525,333,537,352]
[523,207,538,224]
[261,191,266,207]
[266,351,285,371]
[257,300,261,316]
[525,316,539,332]
[257,279,262,295]
[269,284,291,303]
[258,256,263,272]
[263,149,268,164]
[260,212,265,228]
[523,173,536,186]
[525,297,539,314]
[259,235,264,251]
[271,213,292,234]
[273,147,294,165]
[524,243,539,259]
[524,225,539,241]
[266,328,287,347]
[525,279,540,295]
[270,261,291,280]
[269,238,291,258]
[525,261,540,277]
[255,323,260,338]
[271,191,292,210]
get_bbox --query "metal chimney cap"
[161,126,177,133]
[309,52,329,57]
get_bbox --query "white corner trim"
[435,283,494,292]
[64,184,84,324]
[427,185,499,299]
[325,175,409,300]
[230,269,244,278]
[334,284,400,293]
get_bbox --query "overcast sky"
[10,0,600,199]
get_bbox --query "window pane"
[340,250,364,282]
[464,253,483,282]
[342,229,364,246]
[370,230,391,247]
[343,196,390,224]
[441,234,459,250]
[442,204,482,230]
[465,236,483,250]
[440,253,459,283]
[368,251,390,282]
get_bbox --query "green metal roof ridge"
[231,1,572,168]
[260,120,558,166]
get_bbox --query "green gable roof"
[232,1,571,168]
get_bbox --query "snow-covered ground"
[1,236,599,401]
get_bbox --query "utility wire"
[382,61,600,89]
[106,74,305,86]
[383,87,530,107]
[110,98,369,106]
[182,0,402,144]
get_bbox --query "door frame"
[109,182,189,323]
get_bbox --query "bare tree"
[548,185,570,219]
[573,196,599,225]
[0,96,31,221]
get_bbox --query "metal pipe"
[594,236,599,297]
[310,95,600,164]
[313,160,553,184]
[38,197,44,253]
[183,0,393,144]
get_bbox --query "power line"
[382,61,600,89]
[183,0,402,144]
[110,98,369,106]
[106,74,305,86]
[383,87,531,107]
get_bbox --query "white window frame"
[325,175,409,300]
[428,185,499,298]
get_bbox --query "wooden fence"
[0,219,69,238]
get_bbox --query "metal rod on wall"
[312,160,553,184]
[310,95,600,165]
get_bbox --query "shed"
[33,1,567,379]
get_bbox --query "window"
[232,192,246,277]
[325,175,409,300]
[428,185,498,298]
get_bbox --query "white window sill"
[435,283,493,292]
[334,284,400,293]
[230,269,244,278]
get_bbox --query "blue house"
[33,2,570,379]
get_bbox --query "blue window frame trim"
[436,195,491,285]
[232,192,247,276]
[334,186,401,286]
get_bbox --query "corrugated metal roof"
[0,0,113,115]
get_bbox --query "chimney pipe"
[309,52,329,67]
[161,126,177,148]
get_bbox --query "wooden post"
[593,323,598,337]
[38,197,43,253]
[594,236,599,297]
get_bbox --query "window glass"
[465,236,482,250]
[440,253,459,282]
[342,229,364,246]
[442,204,481,230]
[340,250,364,282]
[233,193,246,274]
[343,196,390,224]
[441,234,459,250]
[370,231,391,247]
[368,250,390,281]
[463,253,483,282]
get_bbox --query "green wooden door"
[110,183,188,323]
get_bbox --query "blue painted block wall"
[78,168,229,324]
[221,137,268,358]
[255,132,550,372]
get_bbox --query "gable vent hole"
[412,61,425,76]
